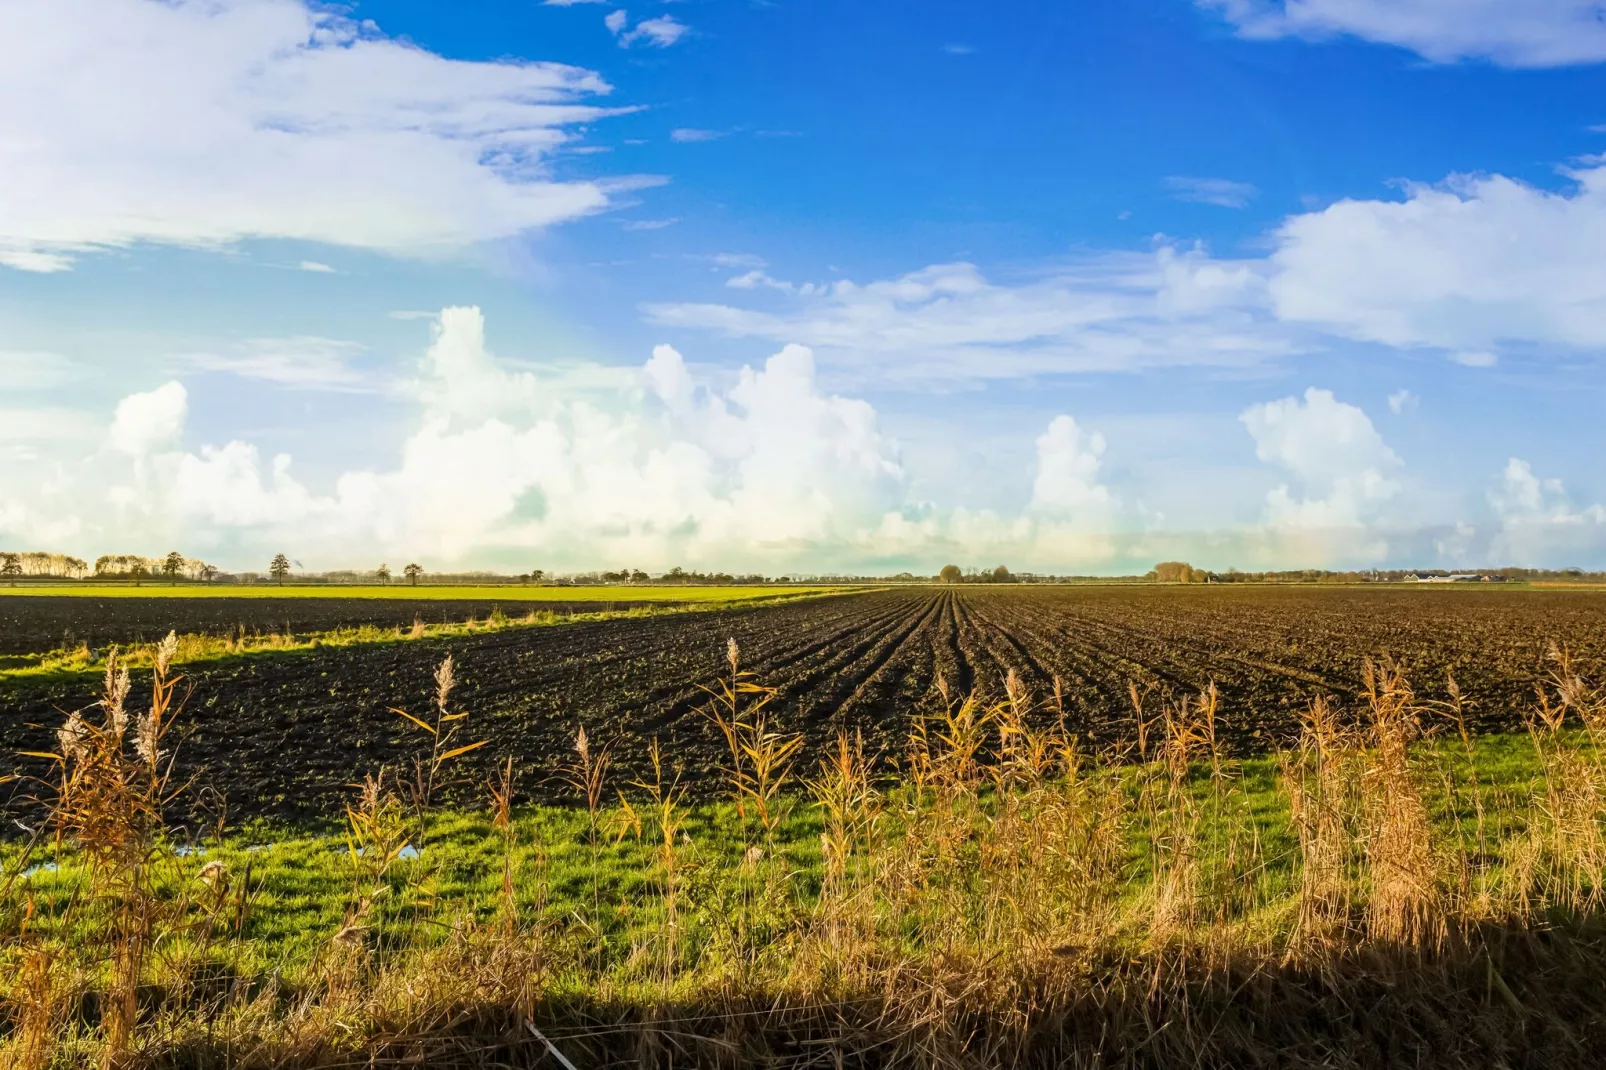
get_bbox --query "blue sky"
[2,0,1604,574]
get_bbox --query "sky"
[1,0,1604,576]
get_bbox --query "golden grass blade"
[388,707,436,735]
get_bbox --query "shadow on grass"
[108,918,1606,1070]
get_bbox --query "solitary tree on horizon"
[376,563,391,585]
[404,562,423,586]
[0,552,20,584]
[939,564,962,584]
[162,551,185,583]
[269,553,291,585]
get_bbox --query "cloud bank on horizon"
[1,0,1603,573]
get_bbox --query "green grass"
[0,591,843,681]
[0,727,1571,983]
[0,583,845,602]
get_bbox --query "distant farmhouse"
[1404,572,1508,583]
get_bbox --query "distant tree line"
[1148,561,1211,584]
[0,551,90,578]
[937,565,1014,584]
[6,547,1604,587]
[92,553,219,582]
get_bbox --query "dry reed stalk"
[28,634,189,1068]
[1359,658,1445,949]
[620,740,688,985]
[1148,691,1206,942]
[4,948,60,1070]
[806,729,879,973]
[389,653,488,850]
[1281,695,1360,949]
[1518,645,1606,911]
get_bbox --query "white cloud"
[1241,388,1401,550]
[1386,389,1419,415]
[1029,416,1115,524]
[646,248,1293,383]
[297,260,335,274]
[943,43,977,55]
[1200,0,1606,67]
[670,128,726,143]
[1489,458,1606,563]
[607,10,687,48]
[1267,165,1606,360]
[622,217,680,231]
[1163,175,1259,208]
[0,308,1151,572]
[182,337,370,391]
[622,15,690,47]
[655,158,1606,383]
[0,0,624,272]
[109,381,187,456]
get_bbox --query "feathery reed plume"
[564,723,611,960]
[389,653,487,847]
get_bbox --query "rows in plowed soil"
[3,585,1604,823]
[0,595,674,656]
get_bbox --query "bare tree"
[269,553,291,585]
[404,562,423,586]
[376,563,391,585]
[162,552,184,583]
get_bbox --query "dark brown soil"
[2,586,1602,824]
[0,594,669,656]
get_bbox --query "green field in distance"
[0,584,849,602]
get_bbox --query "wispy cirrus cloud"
[607,10,691,48]
[646,248,1293,383]
[1198,0,1606,68]
[656,157,1606,383]
[181,337,372,392]
[1164,175,1259,208]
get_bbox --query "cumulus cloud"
[646,247,1293,383]
[1488,458,1606,563]
[108,381,187,456]
[0,308,1154,573]
[1200,0,1606,67]
[0,0,623,272]
[1265,164,1606,362]
[1240,388,1401,561]
[1030,417,1115,522]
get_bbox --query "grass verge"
[4,644,1606,1067]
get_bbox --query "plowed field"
[3,585,1602,822]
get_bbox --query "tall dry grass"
[7,639,1606,1068]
